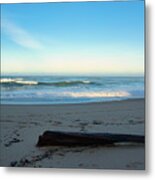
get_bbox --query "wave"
[1,90,131,100]
[0,78,38,85]
[0,78,23,83]
[38,80,97,86]
[0,78,98,86]
[63,91,131,98]
[29,91,131,98]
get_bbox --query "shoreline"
[1,97,145,106]
[0,98,145,169]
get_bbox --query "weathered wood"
[36,131,144,147]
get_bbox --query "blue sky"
[1,1,144,75]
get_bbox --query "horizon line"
[1,73,144,77]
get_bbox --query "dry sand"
[0,99,145,169]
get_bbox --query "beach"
[0,98,145,169]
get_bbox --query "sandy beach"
[0,99,145,169]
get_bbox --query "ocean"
[0,76,144,104]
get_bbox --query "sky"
[1,1,144,75]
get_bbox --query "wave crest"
[0,78,97,86]
[0,78,23,83]
[39,80,96,86]
[16,80,38,85]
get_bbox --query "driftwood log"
[36,131,144,147]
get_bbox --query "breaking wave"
[0,78,98,87]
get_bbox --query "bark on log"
[36,131,144,147]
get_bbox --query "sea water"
[0,76,144,104]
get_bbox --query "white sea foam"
[0,78,38,85]
[0,78,22,83]
[15,80,38,85]
[63,91,130,98]
[29,91,131,98]
[1,91,131,100]
[82,80,91,84]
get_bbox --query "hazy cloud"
[1,19,43,49]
